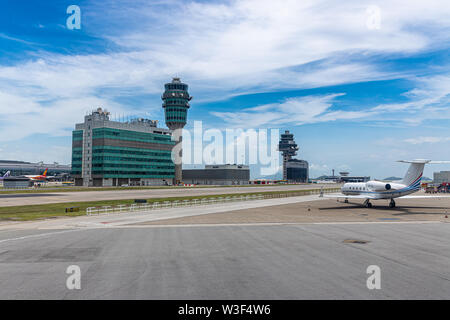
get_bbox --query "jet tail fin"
[397,159,450,187]
[42,168,48,177]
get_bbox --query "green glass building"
[71,108,175,187]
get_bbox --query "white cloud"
[371,75,450,125]
[404,136,450,144]
[211,93,377,127]
[309,163,331,177]
[1,0,450,141]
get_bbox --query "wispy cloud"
[1,0,450,142]
[0,33,39,46]
[404,136,450,144]
[211,93,365,127]
[371,75,450,125]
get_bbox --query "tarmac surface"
[140,197,450,225]
[0,195,449,299]
[0,184,332,207]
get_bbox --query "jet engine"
[367,181,391,191]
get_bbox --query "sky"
[0,0,450,179]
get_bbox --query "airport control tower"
[162,77,192,184]
[278,130,299,181]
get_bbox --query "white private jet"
[322,160,450,208]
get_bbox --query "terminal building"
[0,160,71,176]
[71,108,175,187]
[182,164,250,185]
[313,170,370,183]
[278,130,309,183]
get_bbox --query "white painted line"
[0,228,86,245]
[93,220,444,229]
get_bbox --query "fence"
[85,187,340,215]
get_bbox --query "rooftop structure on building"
[278,131,298,157]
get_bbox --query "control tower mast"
[162,77,192,184]
[278,130,299,181]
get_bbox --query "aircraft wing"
[322,193,378,199]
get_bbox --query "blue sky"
[1,0,450,179]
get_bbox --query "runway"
[0,221,448,299]
[0,195,449,299]
[0,184,332,207]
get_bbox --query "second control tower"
[278,130,299,181]
[162,77,192,184]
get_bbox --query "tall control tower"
[278,130,299,181]
[162,77,192,184]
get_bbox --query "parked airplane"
[24,168,49,181]
[0,171,10,180]
[321,160,450,208]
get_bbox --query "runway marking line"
[0,228,90,245]
[110,220,443,228]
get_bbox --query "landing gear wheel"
[389,199,396,208]
[344,198,349,203]
[363,199,373,208]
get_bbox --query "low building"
[433,171,450,184]
[3,177,32,189]
[340,176,370,183]
[313,174,370,183]
[72,108,175,187]
[182,164,250,185]
[286,159,309,183]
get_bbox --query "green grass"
[0,188,340,221]
[0,183,304,195]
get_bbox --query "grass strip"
[0,188,339,221]
[0,183,308,195]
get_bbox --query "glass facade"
[71,127,175,180]
[71,130,83,176]
[92,128,173,145]
[287,167,308,182]
[162,78,192,128]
